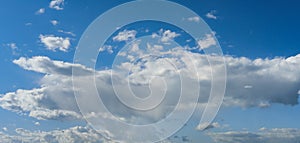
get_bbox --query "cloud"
[0,126,111,143]
[35,8,45,15]
[0,56,94,120]
[0,49,299,141]
[58,30,76,37]
[187,16,200,22]
[6,43,17,50]
[49,0,64,10]
[0,87,82,120]
[152,29,180,44]
[196,122,220,130]
[208,128,300,143]
[34,122,40,126]
[206,10,217,20]
[224,54,300,107]
[39,34,71,52]
[2,127,7,132]
[50,20,58,26]
[197,33,217,49]
[99,45,113,54]
[113,30,136,42]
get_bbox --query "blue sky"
[0,0,300,143]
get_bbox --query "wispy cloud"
[206,10,217,20]
[50,20,58,26]
[208,128,300,143]
[187,16,200,22]
[35,8,45,15]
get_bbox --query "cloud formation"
[113,30,137,42]
[39,35,71,52]
[206,10,217,20]
[152,29,180,43]
[0,126,111,143]
[208,128,300,143]
[197,33,217,49]
[49,0,64,10]
[0,48,299,141]
[35,8,45,15]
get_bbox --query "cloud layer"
[208,128,300,143]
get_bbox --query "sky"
[0,0,300,143]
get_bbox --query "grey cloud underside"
[208,128,300,143]
[0,52,299,122]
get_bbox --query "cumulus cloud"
[152,29,180,43]
[197,33,217,49]
[208,128,300,143]
[49,0,64,10]
[0,126,111,143]
[99,45,113,53]
[0,47,299,141]
[113,30,136,42]
[0,56,94,120]
[206,10,217,20]
[39,34,71,52]
[196,122,220,130]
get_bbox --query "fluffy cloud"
[197,33,217,49]
[0,56,94,120]
[208,128,300,143]
[206,10,217,20]
[224,54,300,107]
[0,126,111,143]
[49,0,64,10]
[113,30,136,42]
[152,29,180,43]
[0,47,299,141]
[196,122,220,130]
[39,35,71,52]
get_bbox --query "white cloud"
[34,122,40,126]
[0,49,299,141]
[35,8,45,15]
[49,0,64,10]
[198,33,217,49]
[161,30,180,43]
[99,45,113,54]
[0,56,95,120]
[58,30,76,37]
[113,30,136,42]
[50,20,58,26]
[7,43,17,50]
[39,34,71,52]
[208,128,300,143]
[196,122,220,130]
[0,126,111,143]
[2,127,7,132]
[244,85,253,89]
[25,23,32,26]
[152,29,180,44]
[206,10,217,20]
[187,16,200,22]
